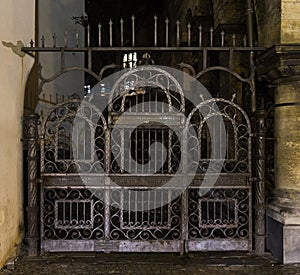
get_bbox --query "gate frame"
[22,11,267,254]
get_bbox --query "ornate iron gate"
[33,66,253,253]
[21,11,266,254]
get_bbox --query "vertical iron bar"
[243,35,247,47]
[154,15,158,47]
[246,0,256,112]
[148,127,151,174]
[232,34,236,47]
[135,128,138,173]
[246,0,254,48]
[221,31,225,47]
[168,129,172,173]
[131,15,135,47]
[87,25,90,47]
[203,49,207,69]
[109,19,113,47]
[165,18,169,47]
[154,129,157,173]
[229,48,234,69]
[104,184,110,240]
[210,27,214,47]
[142,129,144,174]
[121,129,124,173]
[254,110,267,255]
[161,129,164,172]
[88,49,92,70]
[98,22,102,47]
[120,18,124,47]
[176,20,180,47]
[187,23,191,47]
[24,113,39,256]
[41,35,45,47]
[61,49,65,70]
[199,25,202,47]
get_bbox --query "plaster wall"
[0,0,35,268]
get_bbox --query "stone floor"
[1,251,300,274]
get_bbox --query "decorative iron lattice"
[188,187,251,240]
[187,98,252,174]
[42,188,105,240]
[38,68,253,252]
[41,99,108,174]
[109,188,182,241]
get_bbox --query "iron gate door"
[39,67,252,253]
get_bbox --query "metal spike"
[187,23,191,47]
[109,19,113,47]
[243,35,247,47]
[41,35,45,47]
[199,25,203,47]
[30,39,34,47]
[210,27,214,47]
[232,34,236,47]
[221,31,225,47]
[165,18,169,47]
[131,15,135,47]
[52,33,56,47]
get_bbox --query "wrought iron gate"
[21,11,266,254]
[33,66,252,253]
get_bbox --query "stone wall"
[212,0,246,28]
[0,0,35,269]
[281,0,300,43]
[253,0,281,47]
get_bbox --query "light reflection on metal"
[165,18,169,47]
[199,25,202,47]
[87,25,90,47]
[221,31,225,47]
[154,15,158,47]
[98,22,102,47]
[187,23,191,47]
[210,27,214,47]
[131,15,135,47]
[176,20,180,47]
[109,19,113,47]
[120,18,124,47]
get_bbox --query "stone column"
[256,45,300,263]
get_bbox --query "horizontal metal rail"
[22,46,265,53]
